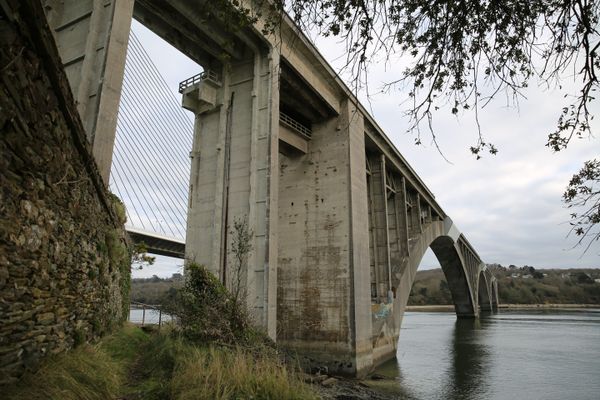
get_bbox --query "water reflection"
[372,358,418,399]
[445,318,490,400]
[386,313,491,400]
[381,311,600,400]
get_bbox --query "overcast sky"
[125,19,598,278]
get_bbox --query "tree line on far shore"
[131,265,600,306]
[409,266,600,306]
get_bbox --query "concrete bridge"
[43,0,498,376]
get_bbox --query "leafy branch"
[564,159,600,253]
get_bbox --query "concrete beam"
[44,0,134,184]
[280,60,337,122]
[127,228,185,259]
[135,0,244,65]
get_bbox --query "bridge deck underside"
[127,229,185,259]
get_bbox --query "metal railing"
[279,112,312,139]
[178,70,221,93]
[129,301,166,328]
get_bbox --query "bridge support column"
[277,100,373,376]
[183,48,279,339]
[44,0,134,183]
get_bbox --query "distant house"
[595,278,600,284]
[511,273,520,278]
[522,274,532,279]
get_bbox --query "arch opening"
[428,235,477,318]
[478,271,492,312]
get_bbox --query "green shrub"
[162,263,261,345]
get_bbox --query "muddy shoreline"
[310,373,407,400]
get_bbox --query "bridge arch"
[371,219,479,366]
[478,270,492,312]
[429,235,477,317]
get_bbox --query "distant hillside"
[130,273,184,304]
[409,266,600,305]
[133,267,600,306]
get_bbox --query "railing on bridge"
[178,70,221,93]
[280,111,312,139]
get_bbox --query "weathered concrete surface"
[369,219,485,367]
[33,0,498,378]
[183,48,279,338]
[276,100,373,375]
[144,0,498,377]
[0,0,129,385]
[44,0,134,183]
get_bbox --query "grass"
[171,345,318,400]
[4,324,318,400]
[3,325,146,400]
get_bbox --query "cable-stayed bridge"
[110,31,191,258]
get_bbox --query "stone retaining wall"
[0,1,130,385]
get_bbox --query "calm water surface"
[375,309,600,400]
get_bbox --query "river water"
[128,308,172,325]
[374,309,600,400]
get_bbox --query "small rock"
[369,373,388,380]
[311,365,328,375]
[36,312,54,325]
[321,377,337,387]
[20,200,38,219]
[311,374,328,383]
[30,288,49,298]
[0,266,8,289]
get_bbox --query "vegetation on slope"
[130,273,184,305]
[5,264,318,400]
[4,325,142,400]
[4,325,316,400]
[409,266,600,305]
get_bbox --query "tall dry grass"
[4,325,148,400]
[4,344,123,400]
[170,345,318,400]
[5,323,319,400]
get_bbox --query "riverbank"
[4,324,319,400]
[406,303,600,312]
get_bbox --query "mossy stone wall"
[0,2,130,385]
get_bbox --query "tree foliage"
[564,159,600,251]
[162,263,253,344]
[282,0,598,156]
[229,216,254,315]
[279,0,600,249]
[131,242,155,270]
[409,267,600,305]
